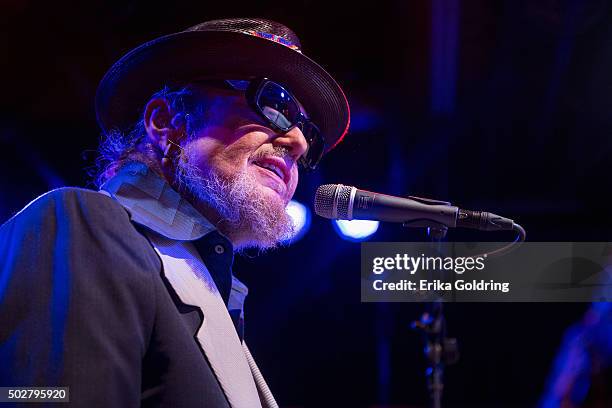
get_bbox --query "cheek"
[287,167,299,196]
[183,138,242,177]
[184,135,254,177]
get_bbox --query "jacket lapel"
[101,163,276,407]
[146,232,262,408]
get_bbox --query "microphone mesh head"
[314,184,353,220]
[335,185,352,219]
[314,184,337,218]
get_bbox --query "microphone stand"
[406,218,459,408]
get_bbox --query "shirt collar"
[101,162,248,341]
[100,161,217,241]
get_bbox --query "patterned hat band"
[245,30,302,52]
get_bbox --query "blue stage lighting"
[284,200,311,243]
[333,219,379,241]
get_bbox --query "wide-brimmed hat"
[95,18,350,153]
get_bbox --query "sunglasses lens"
[256,81,301,131]
[248,79,325,169]
[300,123,325,169]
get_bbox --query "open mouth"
[254,161,285,180]
[251,156,289,185]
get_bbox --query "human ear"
[143,98,185,152]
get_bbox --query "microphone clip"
[402,195,453,239]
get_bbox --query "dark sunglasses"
[225,78,325,170]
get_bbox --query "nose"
[272,126,308,161]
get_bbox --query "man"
[0,18,349,407]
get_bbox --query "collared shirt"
[101,161,247,340]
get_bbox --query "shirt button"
[214,244,225,254]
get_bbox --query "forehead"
[189,80,311,119]
[189,83,251,116]
[190,83,244,105]
[186,83,262,130]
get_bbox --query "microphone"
[314,184,517,232]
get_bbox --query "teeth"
[257,162,284,180]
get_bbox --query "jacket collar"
[100,161,217,241]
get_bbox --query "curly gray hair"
[91,84,208,187]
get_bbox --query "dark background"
[1,0,610,406]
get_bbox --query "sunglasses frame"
[227,78,326,170]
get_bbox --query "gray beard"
[174,154,295,251]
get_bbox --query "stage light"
[283,200,311,243]
[333,219,379,241]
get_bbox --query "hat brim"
[96,30,350,153]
